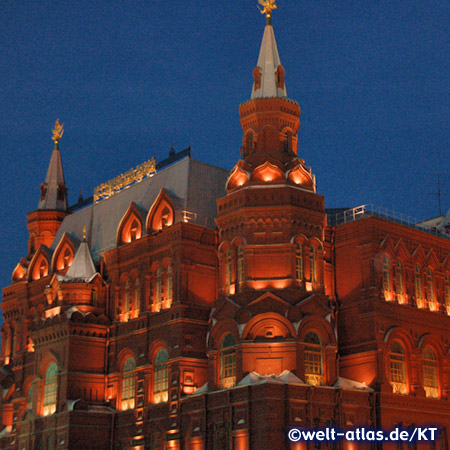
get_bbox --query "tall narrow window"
[166,264,173,302]
[43,363,58,416]
[383,256,391,294]
[92,288,98,307]
[296,244,303,282]
[415,265,423,308]
[310,247,317,285]
[445,274,450,315]
[155,267,162,308]
[237,246,244,285]
[390,342,407,394]
[124,280,131,314]
[423,347,438,399]
[304,332,324,386]
[225,249,232,292]
[220,334,236,389]
[26,382,34,411]
[130,219,139,242]
[135,278,141,311]
[121,357,136,410]
[39,259,47,278]
[154,349,169,404]
[395,260,404,299]
[63,248,71,269]
[426,269,435,310]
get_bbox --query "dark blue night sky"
[0,1,449,292]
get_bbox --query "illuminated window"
[220,334,236,389]
[155,268,162,308]
[390,342,407,394]
[130,219,139,242]
[445,275,450,315]
[121,357,136,410]
[166,265,173,302]
[395,260,403,296]
[43,363,58,416]
[225,249,232,292]
[383,256,391,293]
[124,280,131,313]
[415,265,423,308]
[39,259,47,278]
[310,247,317,285]
[237,246,244,285]
[154,349,169,403]
[304,332,324,386]
[135,278,140,311]
[423,347,438,399]
[426,269,435,309]
[296,244,303,281]
[62,248,71,269]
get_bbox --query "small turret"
[27,120,69,254]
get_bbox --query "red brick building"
[1,9,450,450]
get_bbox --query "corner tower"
[27,120,69,254]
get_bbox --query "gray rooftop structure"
[50,157,229,261]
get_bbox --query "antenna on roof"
[427,174,448,216]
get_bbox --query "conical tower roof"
[251,20,287,99]
[65,239,96,281]
[38,120,68,211]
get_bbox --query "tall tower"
[216,7,328,298]
[212,2,336,398]
[27,120,69,254]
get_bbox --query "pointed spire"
[65,227,96,281]
[38,120,68,212]
[251,3,287,99]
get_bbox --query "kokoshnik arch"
[1,2,450,449]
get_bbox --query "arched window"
[155,268,162,308]
[26,382,35,411]
[383,256,391,293]
[121,357,136,410]
[395,260,404,298]
[415,265,423,308]
[166,265,173,302]
[124,280,131,314]
[390,342,407,394]
[304,332,324,386]
[445,274,450,315]
[423,347,438,399]
[43,362,58,416]
[130,219,139,242]
[310,247,317,285]
[135,278,141,311]
[296,244,303,282]
[237,246,244,285]
[220,334,236,389]
[39,259,47,279]
[154,349,169,404]
[62,248,72,269]
[426,269,435,310]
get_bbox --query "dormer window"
[130,219,139,242]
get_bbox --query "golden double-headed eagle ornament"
[52,119,64,144]
[258,0,277,18]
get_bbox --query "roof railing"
[328,204,449,239]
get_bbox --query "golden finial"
[52,119,64,144]
[258,0,277,19]
[82,225,87,241]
